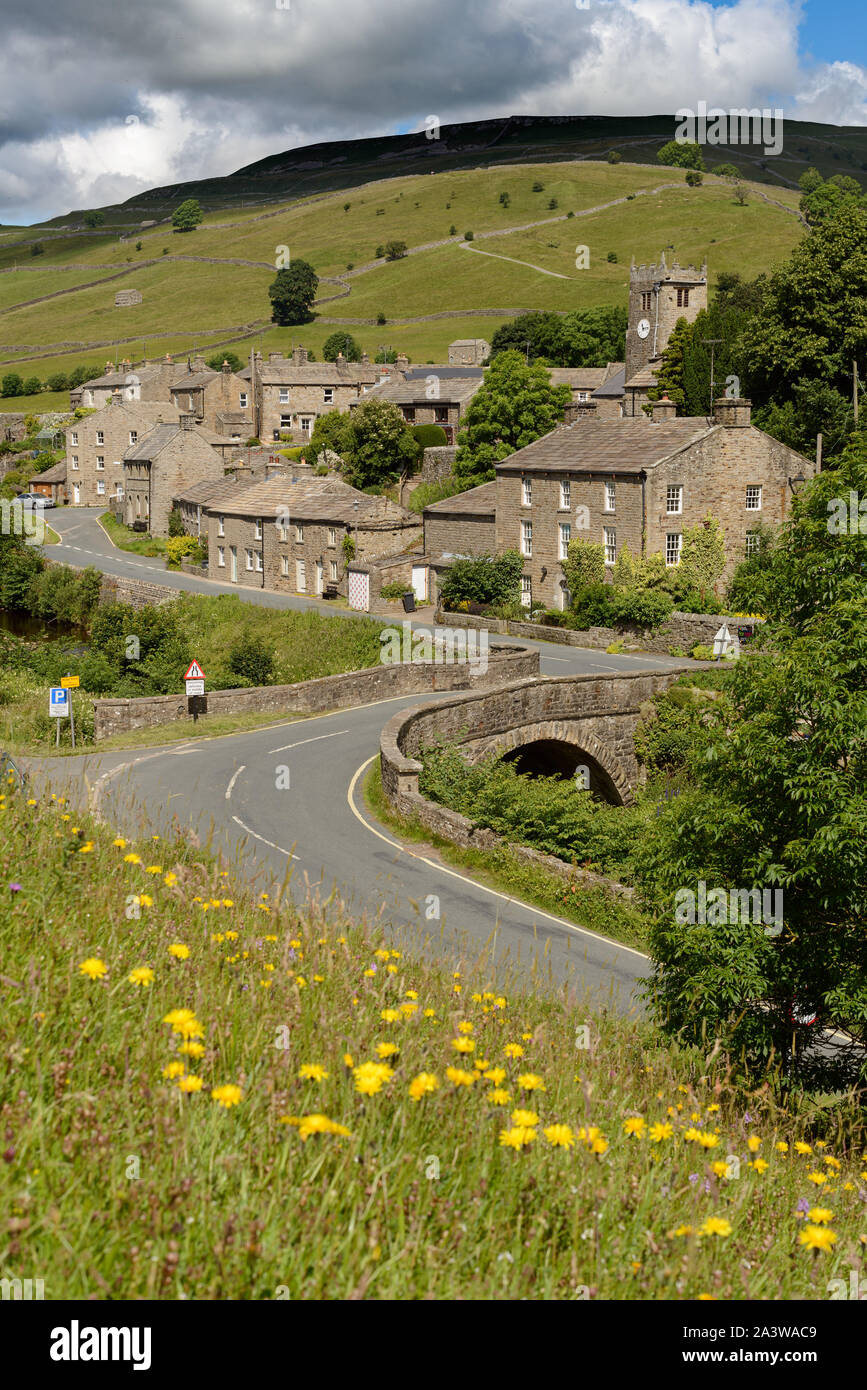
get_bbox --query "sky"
[0,0,863,225]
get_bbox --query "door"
[230,546,238,582]
[411,565,428,602]
[348,570,370,612]
[72,484,80,504]
[315,560,323,595]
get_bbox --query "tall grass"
[1,779,865,1299]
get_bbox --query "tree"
[227,634,275,687]
[798,172,866,226]
[46,372,70,392]
[638,436,867,1083]
[439,551,522,609]
[168,507,184,538]
[340,398,419,489]
[30,243,44,256]
[171,199,203,233]
[83,211,105,228]
[206,351,243,373]
[489,306,627,369]
[562,538,605,594]
[657,140,704,171]
[23,378,42,396]
[648,316,693,410]
[1,373,24,398]
[268,260,319,325]
[685,170,703,187]
[607,151,622,164]
[454,351,571,483]
[740,204,867,457]
[322,331,362,362]
[308,410,353,466]
[384,241,408,261]
[715,163,739,178]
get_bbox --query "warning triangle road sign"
[183,660,205,681]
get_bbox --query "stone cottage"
[65,395,180,507]
[122,416,225,536]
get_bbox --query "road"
[29,505,695,1010]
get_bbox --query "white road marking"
[230,814,299,860]
[346,756,650,963]
[267,728,349,754]
[225,765,246,799]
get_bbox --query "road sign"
[185,678,205,696]
[49,688,69,717]
[60,675,80,689]
[183,660,205,681]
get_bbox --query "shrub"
[563,537,605,593]
[168,508,184,538]
[439,551,522,609]
[375,246,385,259]
[532,181,544,192]
[607,151,622,164]
[464,230,474,241]
[570,583,616,628]
[448,225,457,236]
[548,198,558,210]
[23,377,42,396]
[410,423,448,453]
[607,251,618,263]
[685,170,703,187]
[164,536,200,569]
[607,588,674,630]
[379,580,411,601]
[30,243,44,257]
[226,634,275,687]
[376,312,387,325]
[384,241,408,261]
[498,192,510,206]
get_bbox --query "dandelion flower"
[750,1159,769,1173]
[807,1171,828,1186]
[128,967,154,987]
[484,1068,507,1085]
[408,1073,439,1102]
[78,957,107,980]
[298,1064,329,1082]
[353,1062,394,1096]
[504,1043,524,1060]
[794,1141,813,1156]
[543,1125,575,1149]
[450,1037,474,1054]
[487,1089,511,1106]
[807,1208,834,1225]
[178,1042,205,1058]
[499,1126,536,1150]
[698,1217,732,1238]
[457,1021,474,1034]
[445,1067,475,1088]
[517,1073,546,1092]
[211,1084,243,1108]
[162,1062,185,1079]
[113,838,127,848]
[168,944,190,960]
[178,1075,204,1093]
[747,1135,762,1153]
[511,1109,539,1128]
[123,853,141,864]
[799,1225,837,1252]
[623,1117,646,1138]
[380,1008,400,1023]
[376,1043,399,1059]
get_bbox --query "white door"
[315,560,323,595]
[230,546,238,582]
[411,565,427,602]
[348,570,369,611]
[72,484,80,504]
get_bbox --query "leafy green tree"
[439,551,522,609]
[384,241,408,260]
[308,409,353,466]
[206,351,243,373]
[657,140,704,170]
[268,260,319,325]
[715,163,739,178]
[341,398,419,489]
[171,198,204,233]
[374,348,397,364]
[83,211,105,228]
[0,531,43,608]
[46,372,69,392]
[562,537,605,593]
[226,634,275,687]
[1,373,24,398]
[322,331,361,362]
[685,170,703,187]
[606,150,622,164]
[649,316,693,409]
[489,307,626,369]
[454,351,571,483]
[23,377,42,396]
[798,172,867,226]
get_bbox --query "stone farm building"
[203,476,420,595]
[123,417,226,536]
[423,398,815,609]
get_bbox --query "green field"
[0,159,807,391]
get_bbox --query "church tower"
[623,253,707,412]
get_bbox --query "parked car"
[14,492,55,508]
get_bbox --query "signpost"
[183,660,206,722]
[49,687,69,747]
[712,623,737,661]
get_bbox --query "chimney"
[165,353,173,363]
[105,360,113,373]
[713,397,751,428]
[651,395,678,422]
[221,359,232,374]
[395,352,409,373]
[269,352,281,362]
[336,351,344,364]
[180,413,194,430]
[193,355,206,371]
[563,400,597,425]
[293,346,308,367]
[361,351,370,366]
[110,390,123,406]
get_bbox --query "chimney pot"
[713,396,752,427]
[651,396,678,422]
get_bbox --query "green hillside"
[0,130,819,387]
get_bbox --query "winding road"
[30,507,691,1010]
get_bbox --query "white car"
[15,492,55,509]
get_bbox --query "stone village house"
[423,397,815,610]
[203,476,420,595]
[240,347,398,445]
[123,417,226,536]
[168,356,253,437]
[349,368,483,445]
[65,396,181,507]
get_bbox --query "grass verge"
[98,512,167,557]
[2,777,865,1299]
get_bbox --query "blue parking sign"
[49,687,69,717]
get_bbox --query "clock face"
[636,318,650,340]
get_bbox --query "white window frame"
[666,484,683,515]
[279,388,289,404]
[666,532,682,566]
[239,392,248,408]
[96,456,104,470]
[330,560,338,581]
[521,477,532,506]
[280,555,289,576]
[559,522,571,561]
[604,527,616,565]
[559,480,570,510]
[745,532,761,557]
[604,481,616,513]
[217,515,225,537]
[96,480,105,496]
[255,551,263,572]
[71,456,79,470]
[295,523,304,542]
[95,430,103,445]
[245,548,254,571]
[70,431,78,446]
[746,485,762,511]
[327,527,336,547]
[129,431,137,444]
[521,520,532,557]
[280,413,292,429]
[217,546,225,567]
[254,517,262,540]
[323,388,334,404]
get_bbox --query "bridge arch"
[464,721,634,806]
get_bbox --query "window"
[323,388,334,404]
[95,431,103,445]
[255,551,263,572]
[129,431,137,444]
[97,481,105,495]
[604,481,615,512]
[666,532,682,566]
[522,477,532,506]
[666,484,683,515]
[239,392,248,408]
[71,456,79,470]
[280,413,292,429]
[576,390,589,402]
[559,480,571,510]
[217,546,225,567]
[746,485,762,511]
[296,559,306,591]
[279,388,289,404]
[96,456,104,470]
[300,418,313,435]
[604,527,616,565]
[327,527,336,547]
[70,432,78,446]
[745,532,761,557]
[115,483,123,497]
[217,515,225,537]
[676,287,690,308]
[295,523,304,542]
[521,576,532,608]
[641,291,652,312]
[280,556,289,577]
[521,520,532,557]
[402,408,415,423]
[187,395,194,411]
[559,522,571,560]
[245,549,254,570]
[254,517,262,540]
[330,560,338,581]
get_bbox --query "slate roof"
[496,418,715,475]
[591,365,626,398]
[356,376,482,407]
[209,476,415,525]
[174,475,265,507]
[242,359,387,386]
[124,424,180,460]
[29,461,67,483]
[423,481,497,515]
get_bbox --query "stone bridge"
[381,667,692,810]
